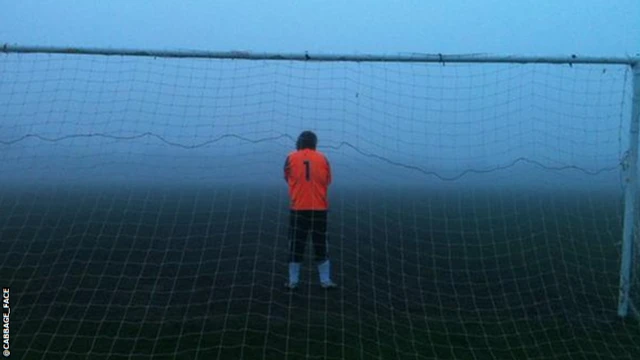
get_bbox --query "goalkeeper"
[283,131,336,289]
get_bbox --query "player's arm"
[284,156,291,183]
[325,156,332,185]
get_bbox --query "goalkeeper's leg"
[311,210,336,288]
[286,210,309,289]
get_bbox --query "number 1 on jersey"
[303,160,310,181]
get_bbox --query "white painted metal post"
[3,43,640,316]
[1,44,638,65]
[618,65,640,317]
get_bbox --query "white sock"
[317,260,331,283]
[289,262,301,284]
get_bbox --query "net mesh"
[1,53,639,359]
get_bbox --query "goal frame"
[2,43,639,318]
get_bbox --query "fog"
[0,56,631,191]
[0,1,637,192]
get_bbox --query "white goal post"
[2,44,639,319]
[619,65,640,318]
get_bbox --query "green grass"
[1,184,639,359]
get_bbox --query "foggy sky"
[2,1,638,56]
[0,1,638,191]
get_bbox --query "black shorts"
[288,210,328,263]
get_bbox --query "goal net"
[1,49,639,359]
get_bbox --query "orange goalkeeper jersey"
[284,149,332,210]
